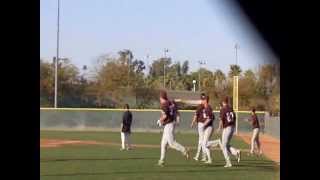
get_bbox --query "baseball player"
[249,108,263,155]
[194,95,222,164]
[190,93,207,162]
[163,99,180,151]
[120,104,132,151]
[218,97,241,167]
[157,90,190,167]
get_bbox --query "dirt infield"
[238,133,280,164]
[40,139,105,148]
[40,139,169,149]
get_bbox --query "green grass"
[40,130,279,180]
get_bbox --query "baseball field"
[40,130,280,180]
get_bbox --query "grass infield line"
[40,107,265,114]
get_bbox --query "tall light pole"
[146,54,150,74]
[146,54,151,78]
[198,60,206,92]
[145,54,150,87]
[127,53,131,87]
[82,65,87,80]
[54,0,60,108]
[235,43,239,65]
[192,80,196,92]
[163,48,169,89]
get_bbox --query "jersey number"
[202,110,207,118]
[226,112,234,122]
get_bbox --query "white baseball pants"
[202,126,213,162]
[202,126,223,162]
[221,126,240,165]
[160,122,187,161]
[121,132,131,149]
[194,122,206,160]
[250,128,261,154]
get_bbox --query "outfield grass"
[40,131,279,180]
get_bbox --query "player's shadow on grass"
[171,162,275,169]
[169,164,225,168]
[240,159,274,163]
[238,160,278,166]
[40,157,157,162]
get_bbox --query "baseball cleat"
[259,151,263,156]
[224,163,232,168]
[204,160,212,164]
[158,160,165,167]
[120,148,125,151]
[201,157,207,162]
[193,157,199,161]
[237,150,241,163]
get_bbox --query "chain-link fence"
[40,108,267,134]
[263,112,280,139]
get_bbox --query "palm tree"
[118,49,133,65]
[213,69,227,93]
[228,64,242,78]
[214,70,226,83]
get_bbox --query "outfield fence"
[263,112,280,139]
[40,108,281,138]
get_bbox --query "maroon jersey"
[168,100,179,121]
[220,106,236,128]
[202,105,214,129]
[195,104,205,123]
[160,101,174,125]
[251,114,260,129]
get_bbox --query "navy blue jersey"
[122,111,132,133]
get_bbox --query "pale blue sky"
[40,0,277,74]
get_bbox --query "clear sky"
[40,0,278,74]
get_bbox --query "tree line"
[40,49,280,113]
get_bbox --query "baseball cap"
[200,93,206,100]
[201,94,209,102]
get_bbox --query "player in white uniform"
[157,90,190,167]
